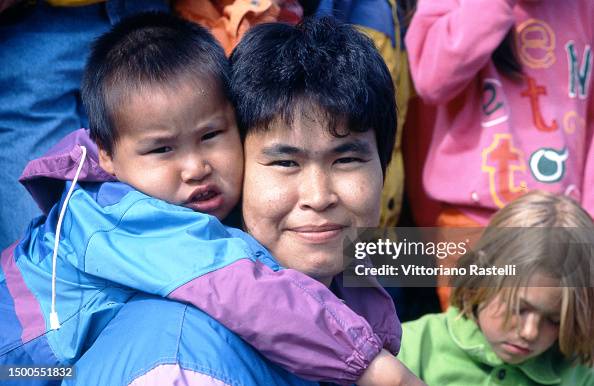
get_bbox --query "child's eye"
[547,317,561,326]
[202,130,223,141]
[269,160,299,167]
[149,146,173,154]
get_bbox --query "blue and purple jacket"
[0,129,401,384]
[66,294,322,386]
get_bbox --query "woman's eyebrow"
[260,140,373,157]
[332,140,373,155]
[261,144,302,156]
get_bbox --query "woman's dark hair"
[229,17,397,175]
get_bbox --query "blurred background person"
[404,0,594,309]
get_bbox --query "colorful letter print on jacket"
[406,0,594,224]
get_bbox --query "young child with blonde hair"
[399,190,594,385]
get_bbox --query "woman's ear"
[98,149,116,176]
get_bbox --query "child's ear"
[98,148,116,176]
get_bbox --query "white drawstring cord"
[50,145,87,330]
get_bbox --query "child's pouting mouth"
[184,184,223,213]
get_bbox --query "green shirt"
[398,308,594,385]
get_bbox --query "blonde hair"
[451,191,594,365]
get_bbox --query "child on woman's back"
[399,191,594,385]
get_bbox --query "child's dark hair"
[82,12,229,155]
[229,17,397,175]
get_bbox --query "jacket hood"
[19,129,116,215]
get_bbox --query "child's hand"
[357,349,427,386]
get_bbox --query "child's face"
[477,273,561,364]
[99,78,243,220]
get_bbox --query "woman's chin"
[299,257,345,283]
[276,250,344,282]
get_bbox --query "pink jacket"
[406,0,594,224]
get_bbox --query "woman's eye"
[202,130,223,141]
[149,146,172,154]
[269,160,298,167]
[335,157,365,164]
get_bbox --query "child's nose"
[181,155,212,182]
[519,313,539,342]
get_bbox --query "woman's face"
[242,111,383,286]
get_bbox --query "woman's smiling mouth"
[287,224,347,243]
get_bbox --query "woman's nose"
[298,168,338,211]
